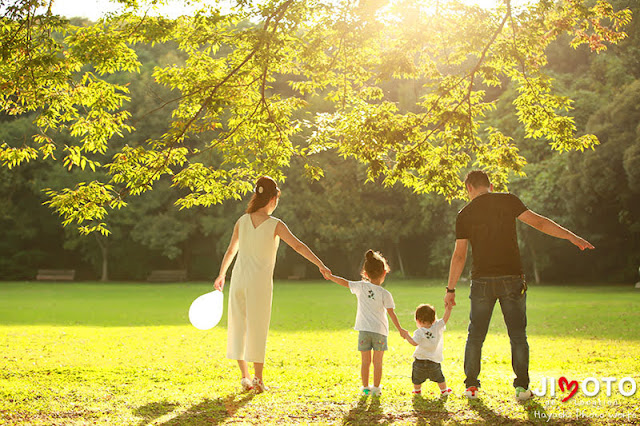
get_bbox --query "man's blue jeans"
[464,275,529,389]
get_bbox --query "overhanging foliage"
[0,0,632,234]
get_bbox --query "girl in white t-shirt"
[326,250,410,396]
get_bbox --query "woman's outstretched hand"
[213,275,225,291]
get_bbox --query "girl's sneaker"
[440,388,452,397]
[240,378,254,391]
[361,386,370,396]
[252,377,268,393]
[370,386,382,397]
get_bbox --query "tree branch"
[404,3,511,156]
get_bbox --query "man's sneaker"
[240,377,253,391]
[361,386,370,396]
[515,387,533,401]
[464,386,479,399]
[370,386,382,397]
[252,377,268,393]
[440,388,452,397]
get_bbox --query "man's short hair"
[415,304,436,324]
[464,170,490,189]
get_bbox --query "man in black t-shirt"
[443,170,594,401]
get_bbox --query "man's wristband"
[445,287,455,293]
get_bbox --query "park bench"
[36,269,76,281]
[146,269,188,282]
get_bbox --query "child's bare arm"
[327,274,349,288]
[405,335,418,346]
[442,303,453,325]
[387,308,409,339]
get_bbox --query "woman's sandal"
[252,377,268,393]
[241,377,254,391]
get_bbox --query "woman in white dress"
[213,176,331,392]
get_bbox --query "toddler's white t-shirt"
[348,280,395,336]
[412,319,446,363]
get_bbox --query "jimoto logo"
[532,377,637,402]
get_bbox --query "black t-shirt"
[456,192,528,278]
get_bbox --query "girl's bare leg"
[360,351,372,388]
[372,350,384,388]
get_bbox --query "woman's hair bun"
[255,176,276,196]
[246,176,281,213]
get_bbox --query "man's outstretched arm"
[518,210,595,250]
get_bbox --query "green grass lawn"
[1,280,639,425]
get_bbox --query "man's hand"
[570,235,595,251]
[444,291,456,308]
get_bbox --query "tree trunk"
[95,234,109,282]
[396,244,406,277]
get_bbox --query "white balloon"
[189,291,224,330]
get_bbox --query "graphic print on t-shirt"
[348,280,395,336]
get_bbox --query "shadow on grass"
[136,392,254,425]
[467,397,520,425]
[412,394,450,425]
[521,399,552,424]
[134,401,179,425]
[342,395,391,425]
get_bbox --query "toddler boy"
[405,303,452,397]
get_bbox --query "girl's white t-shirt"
[348,280,395,336]
[412,319,446,363]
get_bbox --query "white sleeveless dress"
[227,213,281,363]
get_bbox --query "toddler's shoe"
[515,387,533,401]
[464,386,479,399]
[252,377,268,393]
[370,386,382,397]
[240,378,253,391]
[440,388,452,397]
[412,389,422,395]
[361,386,370,396]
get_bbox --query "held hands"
[319,265,332,280]
[444,291,456,308]
[213,275,225,292]
[399,328,410,340]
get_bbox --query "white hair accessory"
[258,186,264,194]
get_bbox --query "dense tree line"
[0,1,637,283]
